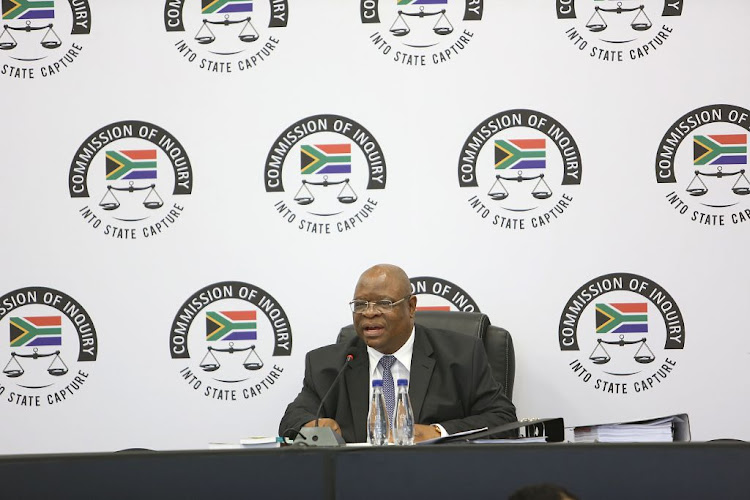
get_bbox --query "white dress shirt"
[365,327,447,437]
[366,326,415,390]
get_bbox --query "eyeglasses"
[349,295,411,314]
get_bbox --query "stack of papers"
[239,436,282,448]
[473,437,548,444]
[208,436,282,449]
[574,414,690,443]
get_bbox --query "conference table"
[0,442,747,499]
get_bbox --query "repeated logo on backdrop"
[656,104,750,227]
[164,0,288,74]
[360,0,483,66]
[558,273,685,395]
[0,287,97,407]
[410,276,479,312]
[68,120,193,239]
[169,281,291,402]
[264,114,386,235]
[0,0,91,78]
[458,109,582,230]
[556,0,683,62]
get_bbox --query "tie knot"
[379,355,396,371]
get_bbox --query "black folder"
[424,417,565,444]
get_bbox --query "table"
[0,442,747,499]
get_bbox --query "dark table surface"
[1,442,747,500]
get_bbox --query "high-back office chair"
[337,310,515,400]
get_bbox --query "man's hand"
[414,424,441,443]
[303,418,342,436]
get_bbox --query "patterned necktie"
[379,355,396,424]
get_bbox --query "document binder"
[573,413,690,443]
[422,417,565,444]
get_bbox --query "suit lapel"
[409,325,435,423]
[344,340,370,442]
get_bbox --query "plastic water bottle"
[393,379,415,445]
[367,379,390,445]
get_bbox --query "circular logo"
[360,0,483,66]
[264,114,386,235]
[410,276,480,312]
[68,120,193,240]
[458,109,582,230]
[164,0,288,74]
[0,0,91,79]
[558,273,685,395]
[0,287,97,407]
[556,0,683,62]
[169,281,291,402]
[656,104,750,227]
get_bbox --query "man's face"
[352,270,416,354]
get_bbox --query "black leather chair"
[337,310,515,400]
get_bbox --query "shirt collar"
[367,326,415,378]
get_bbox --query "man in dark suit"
[279,264,516,443]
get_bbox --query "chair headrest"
[414,310,490,338]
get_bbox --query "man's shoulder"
[307,338,360,363]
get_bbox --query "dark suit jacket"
[279,324,516,443]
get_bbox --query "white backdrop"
[1,0,749,454]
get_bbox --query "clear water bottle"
[393,379,415,445]
[367,379,390,445]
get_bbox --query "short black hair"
[508,483,579,500]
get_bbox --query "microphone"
[296,351,354,446]
[315,352,355,427]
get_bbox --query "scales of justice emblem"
[3,316,69,387]
[192,0,259,54]
[487,138,553,204]
[196,310,265,383]
[389,0,455,47]
[0,0,78,70]
[292,143,358,212]
[584,0,653,39]
[685,133,750,205]
[97,149,165,221]
[588,302,656,375]
[0,0,63,53]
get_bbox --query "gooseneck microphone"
[294,350,354,446]
[315,352,355,427]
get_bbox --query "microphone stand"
[295,354,354,447]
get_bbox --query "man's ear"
[408,295,417,317]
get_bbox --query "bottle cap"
[372,379,383,387]
[397,379,408,386]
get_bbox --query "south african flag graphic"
[10,316,62,347]
[300,144,352,175]
[106,150,157,181]
[693,134,747,166]
[416,305,451,312]
[206,311,257,342]
[202,0,252,15]
[2,0,54,20]
[494,139,546,170]
[595,303,648,334]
